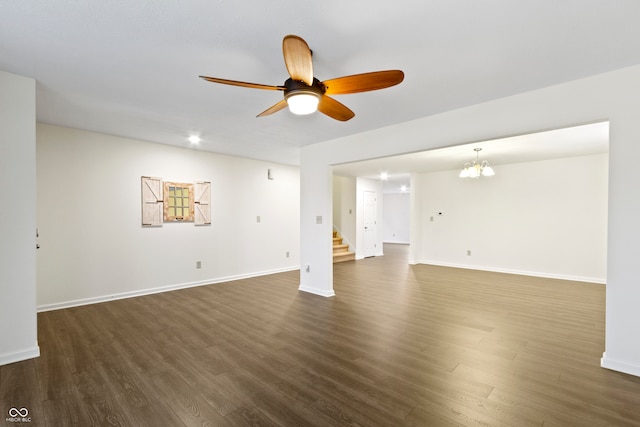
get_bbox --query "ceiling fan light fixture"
[286,92,320,115]
[200,35,403,121]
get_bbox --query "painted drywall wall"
[332,176,356,250]
[0,70,39,365]
[415,154,608,282]
[299,65,640,377]
[298,154,334,297]
[36,124,300,310]
[383,193,410,244]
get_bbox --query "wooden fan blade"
[257,99,288,117]
[323,70,404,95]
[318,95,355,121]
[199,76,285,91]
[282,35,314,85]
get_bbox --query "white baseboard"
[298,285,336,297]
[415,260,606,284]
[37,265,300,312]
[355,253,383,260]
[601,352,640,378]
[0,345,40,366]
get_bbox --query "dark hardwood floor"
[3,243,640,426]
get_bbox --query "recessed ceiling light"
[380,172,389,180]
[188,135,201,144]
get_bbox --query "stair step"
[333,244,349,254]
[333,251,355,263]
[332,230,354,263]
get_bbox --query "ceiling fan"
[199,35,404,121]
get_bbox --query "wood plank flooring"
[3,243,640,426]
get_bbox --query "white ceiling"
[332,121,609,193]
[1,1,638,166]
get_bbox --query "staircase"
[333,231,355,263]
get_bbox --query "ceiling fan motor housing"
[283,77,325,101]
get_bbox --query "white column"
[0,70,39,365]
[298,147,334,297]
[408,173,421,264]
[601,110,640,377]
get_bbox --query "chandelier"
[459,148,495,178]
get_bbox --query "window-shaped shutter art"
[141,176,163,227]
[163,182,195,222]
[194,181,211,225]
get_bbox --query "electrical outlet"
[467,250,471,256]
[306,265,310,272]
[286,251,290,258]
[256,215,261,223]
[196,261,202,269]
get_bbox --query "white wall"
[415,154,608,282]
[383,193,410,244]
[37,124,300,310]
[299,65,640,377]
[0,70,39,365]
[332,176,356,250]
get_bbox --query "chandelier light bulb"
[482,165,495,176]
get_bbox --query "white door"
[363,191,377,257]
